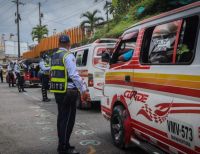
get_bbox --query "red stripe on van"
[131,121,198,154]
[195,146,200,153]
[157,141,170,152]
[170,109,200,114]
[101,105,111,116]
[131,119,168,137]
[105,80,200,98]
[173,20,183,63]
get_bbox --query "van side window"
[176,16,199,64]
[141,16,199,65]
[142,20,181,64]
[76,49,88,67]
[110,33,138,64]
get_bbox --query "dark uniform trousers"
[0,70,3,83]
[54,88,79,149]
[41,74,50,100]
[8,72,14,87]
[16,73,25,91]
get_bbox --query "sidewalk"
[0,83,57,154]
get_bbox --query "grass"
[80,0,190,44]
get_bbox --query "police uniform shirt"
[39,59,50,74]
[14,64,20,74]
[60,47,87,94]
[7,64,12,71]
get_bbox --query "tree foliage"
[31,25,48,43]
[104,1,115,16]
[80,10,104,34]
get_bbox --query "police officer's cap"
[42,54,48,59]
[59,35,70,43]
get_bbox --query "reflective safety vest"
[19,67,24,76]
[50,50,71,93]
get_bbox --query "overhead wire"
[42,0,80,14]
[0,0,10,10]
[43,0,105,25]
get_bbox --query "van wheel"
[111,105,126,149]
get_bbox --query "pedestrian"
[0,65,3,83]
[39,54,51,102]
[50,35,90,154]
[14,60,26,92]
[7,62,14,87]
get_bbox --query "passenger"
[118,49,134,62]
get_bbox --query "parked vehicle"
[21,58,40,87]
[71,38,117,109]
[101,2,200,154]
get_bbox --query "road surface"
[0,83,147,154]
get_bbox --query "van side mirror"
[102,51,110,63]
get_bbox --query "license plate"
[167,118,194,147]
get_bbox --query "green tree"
[31,25,48,43]
[104,1,115,16]
[80,10,104,35]
[111,0,130,22]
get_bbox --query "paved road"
[0,83,147,154]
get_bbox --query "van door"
[75,48,89,86]
[104,31,138,109]
[130,21,183,142]
[135,16,200,152]
[92,45,115,100]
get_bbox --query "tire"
[111,105,126,149]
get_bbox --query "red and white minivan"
[71,38,117,109]
[101,2,200,154]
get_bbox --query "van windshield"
[110,32,138,64]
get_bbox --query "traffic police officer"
[50,35,90,154]
[14,60,26,92]
[7,61,15,87]
[39,54,51,102]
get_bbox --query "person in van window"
[118,49,134,62]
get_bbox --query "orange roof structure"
[23,26,84,59]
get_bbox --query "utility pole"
[39,2,41,26]
[106,1,109,32]
[12,0,24,58]
[38,2,43,26]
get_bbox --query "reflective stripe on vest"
[20,68,24,76]
[50,50,70,93]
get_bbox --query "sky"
[0,0,110,44]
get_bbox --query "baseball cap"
[59,35,70,43]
